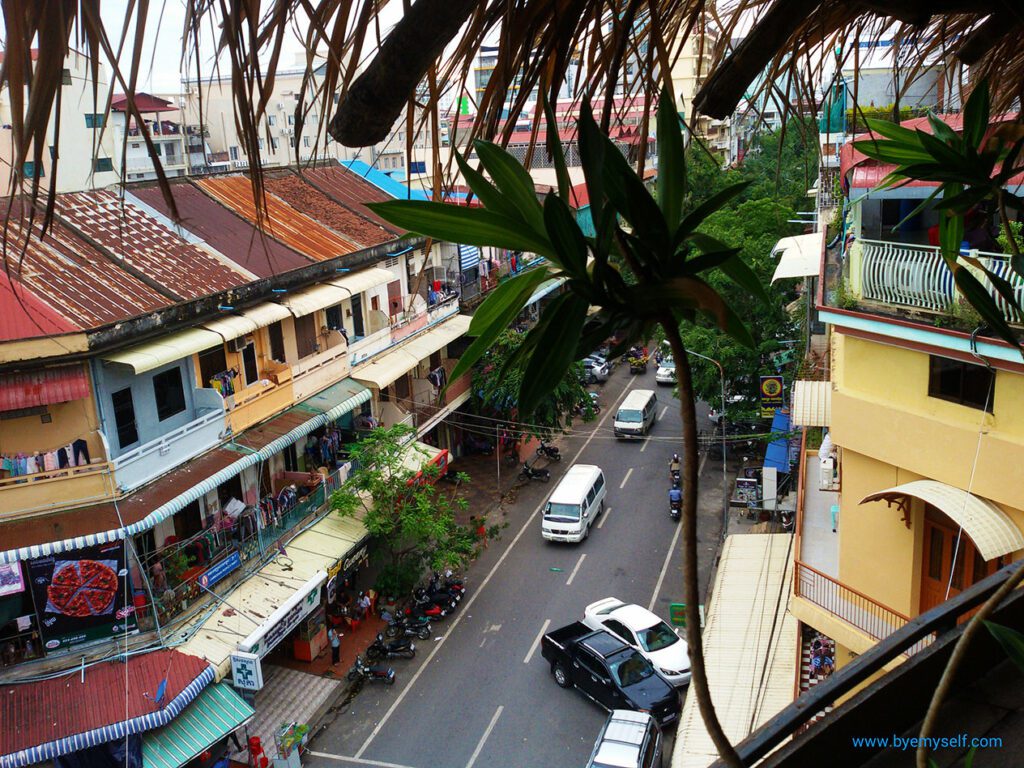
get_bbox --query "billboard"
[28,542,139,651]
[759,375,785,418]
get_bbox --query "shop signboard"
[759,375,785,418]
[341,541,369,580]
[199,551,241,590]
[231,650,265,691]
[27,542,138,651]
[237,570,326,658]
[0,563,25,597]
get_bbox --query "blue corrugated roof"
[341,160,430,201]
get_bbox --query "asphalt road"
[307,364,727,768]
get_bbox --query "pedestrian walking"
[328,626,342,665]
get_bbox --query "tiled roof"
[1,216,170,328]
[303,164,404,233]
[0,270,79,341]
[60,191,254,299]
[129,181,313,278]
[194,175,361,261]
[111,92,176,113]
[265,171,394,247]
[0,649,211,762]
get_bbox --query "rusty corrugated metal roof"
[195,175,360,261]
[1,216,170,328]
[130,181,313,278]
[60,190,254,300]
[302,165,402,234]
[0,270,79,341]
[266,170,394,247]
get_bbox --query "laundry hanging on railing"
[427,366,447,390]
[209,369,239,397]
[1,438,91,479]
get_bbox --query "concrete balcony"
[796,452,840,580]
[111,388,227,493]
[380,401,414,429]
[291,342,351,402]
[854,239,1024,323]
[223,367,296,435]
[348,327,393,367]
[0,434,115,521]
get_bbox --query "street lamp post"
[684,350,728,538]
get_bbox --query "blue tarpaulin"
[341,160,430,201]
[763,409,792,472]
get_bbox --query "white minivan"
[541,464,607,543]
[614,389,658,439]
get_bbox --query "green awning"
[143,683,254,768]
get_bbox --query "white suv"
[582,598,690,687]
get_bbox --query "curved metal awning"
[860,480,1024,561]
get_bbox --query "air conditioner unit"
[276,102,285,111]
[229,335,253,353]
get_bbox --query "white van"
[541,464,607,543]
[614,389,658,439]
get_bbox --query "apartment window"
[94,157,114,173]
[111,388,139,449]
[240,342,259,386]
[152,368,186,421]
[84,113,105,128]
[303,135,311,148]
[267,321,286,362]
[130,142,140,150]
[271,138,279,151]
[287,114,295,126]
[258,138,265,151]
[927,356,994,412]
[22,161,43,179]
[268,114,277,127]
[295,313,318,358]
[229,146,240,161]
[198,345,228,387]
[61,68,72,85]
[325,305,343,331]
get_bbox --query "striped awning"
[459,244,481,271]
[527,276,566,305]
[0,380,371,565]
[791,380,832,427]
[143,683,254,768]
[0,364,91,413]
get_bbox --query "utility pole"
[686,350,729,538]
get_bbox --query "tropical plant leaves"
[656,85,686,231]
[518,293,590,415]
[985,620,1024,674]
[474,140,546,235]
[543,193,589,278]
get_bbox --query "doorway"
[920,504,1001,614]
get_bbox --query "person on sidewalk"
[328,626,342,665]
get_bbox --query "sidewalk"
[448,436,542,533]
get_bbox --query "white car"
[582,598,690,687]
[654,361,676,385]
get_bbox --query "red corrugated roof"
[111,93,177,113]
[0,649,209,757]
[0,215,170,328]
[0,364,90,412]
[569,182,590,208]
[265,171,394,247]
[195,175,360,261]
[61,190,253,298]
[302,166,402,234]
[0,271,79,341]
[130,181,313,278]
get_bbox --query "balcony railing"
[112,389,226,492]
[291,342,349,401]
[795,561,932,657]
[858,239,1024,322]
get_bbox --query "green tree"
[473,328,594,434]
[332,424,474,595]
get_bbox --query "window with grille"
[927,356,994,412]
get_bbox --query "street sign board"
[669,603,686,627]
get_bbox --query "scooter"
[427,571,465,601]
[669,496,681,521]
[414,585,460,610]
[347,655,396,685]
[383,613,432,640]
[366,632,416,661]
[536,441,561,461]
[410,591,455,618]
[520,461,551,483]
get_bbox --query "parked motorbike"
[383,613,432,640]
[428,570,466,600]
[347,655,396,685]
[366,632,416,661]
[780,510,794,532]
[519,461,551,483]
[536,441,561,461]
[414,585,459,611]
[411,590,456,618]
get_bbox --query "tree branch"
[662,315,741,767]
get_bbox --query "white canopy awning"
[861,480,1024,561]
[331,267,394,296]
[771,232,824,283]
[103,328,224,374]
[791,380,832,427]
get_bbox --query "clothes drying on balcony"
[0,439,90,478]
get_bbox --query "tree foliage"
[332,425,474,592]
[472,328,593,435]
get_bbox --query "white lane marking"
[566,553,587,586]
[648,452,707,612]
[659,406,668,420]
[597,507,612,529]
[524,618,551,664]
[640,438,649,453]
[466,706,504,768]
[354,377,641,759]
[306,751,417,768]
[619,467,633,489]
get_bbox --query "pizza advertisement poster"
[27,542,138,651]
